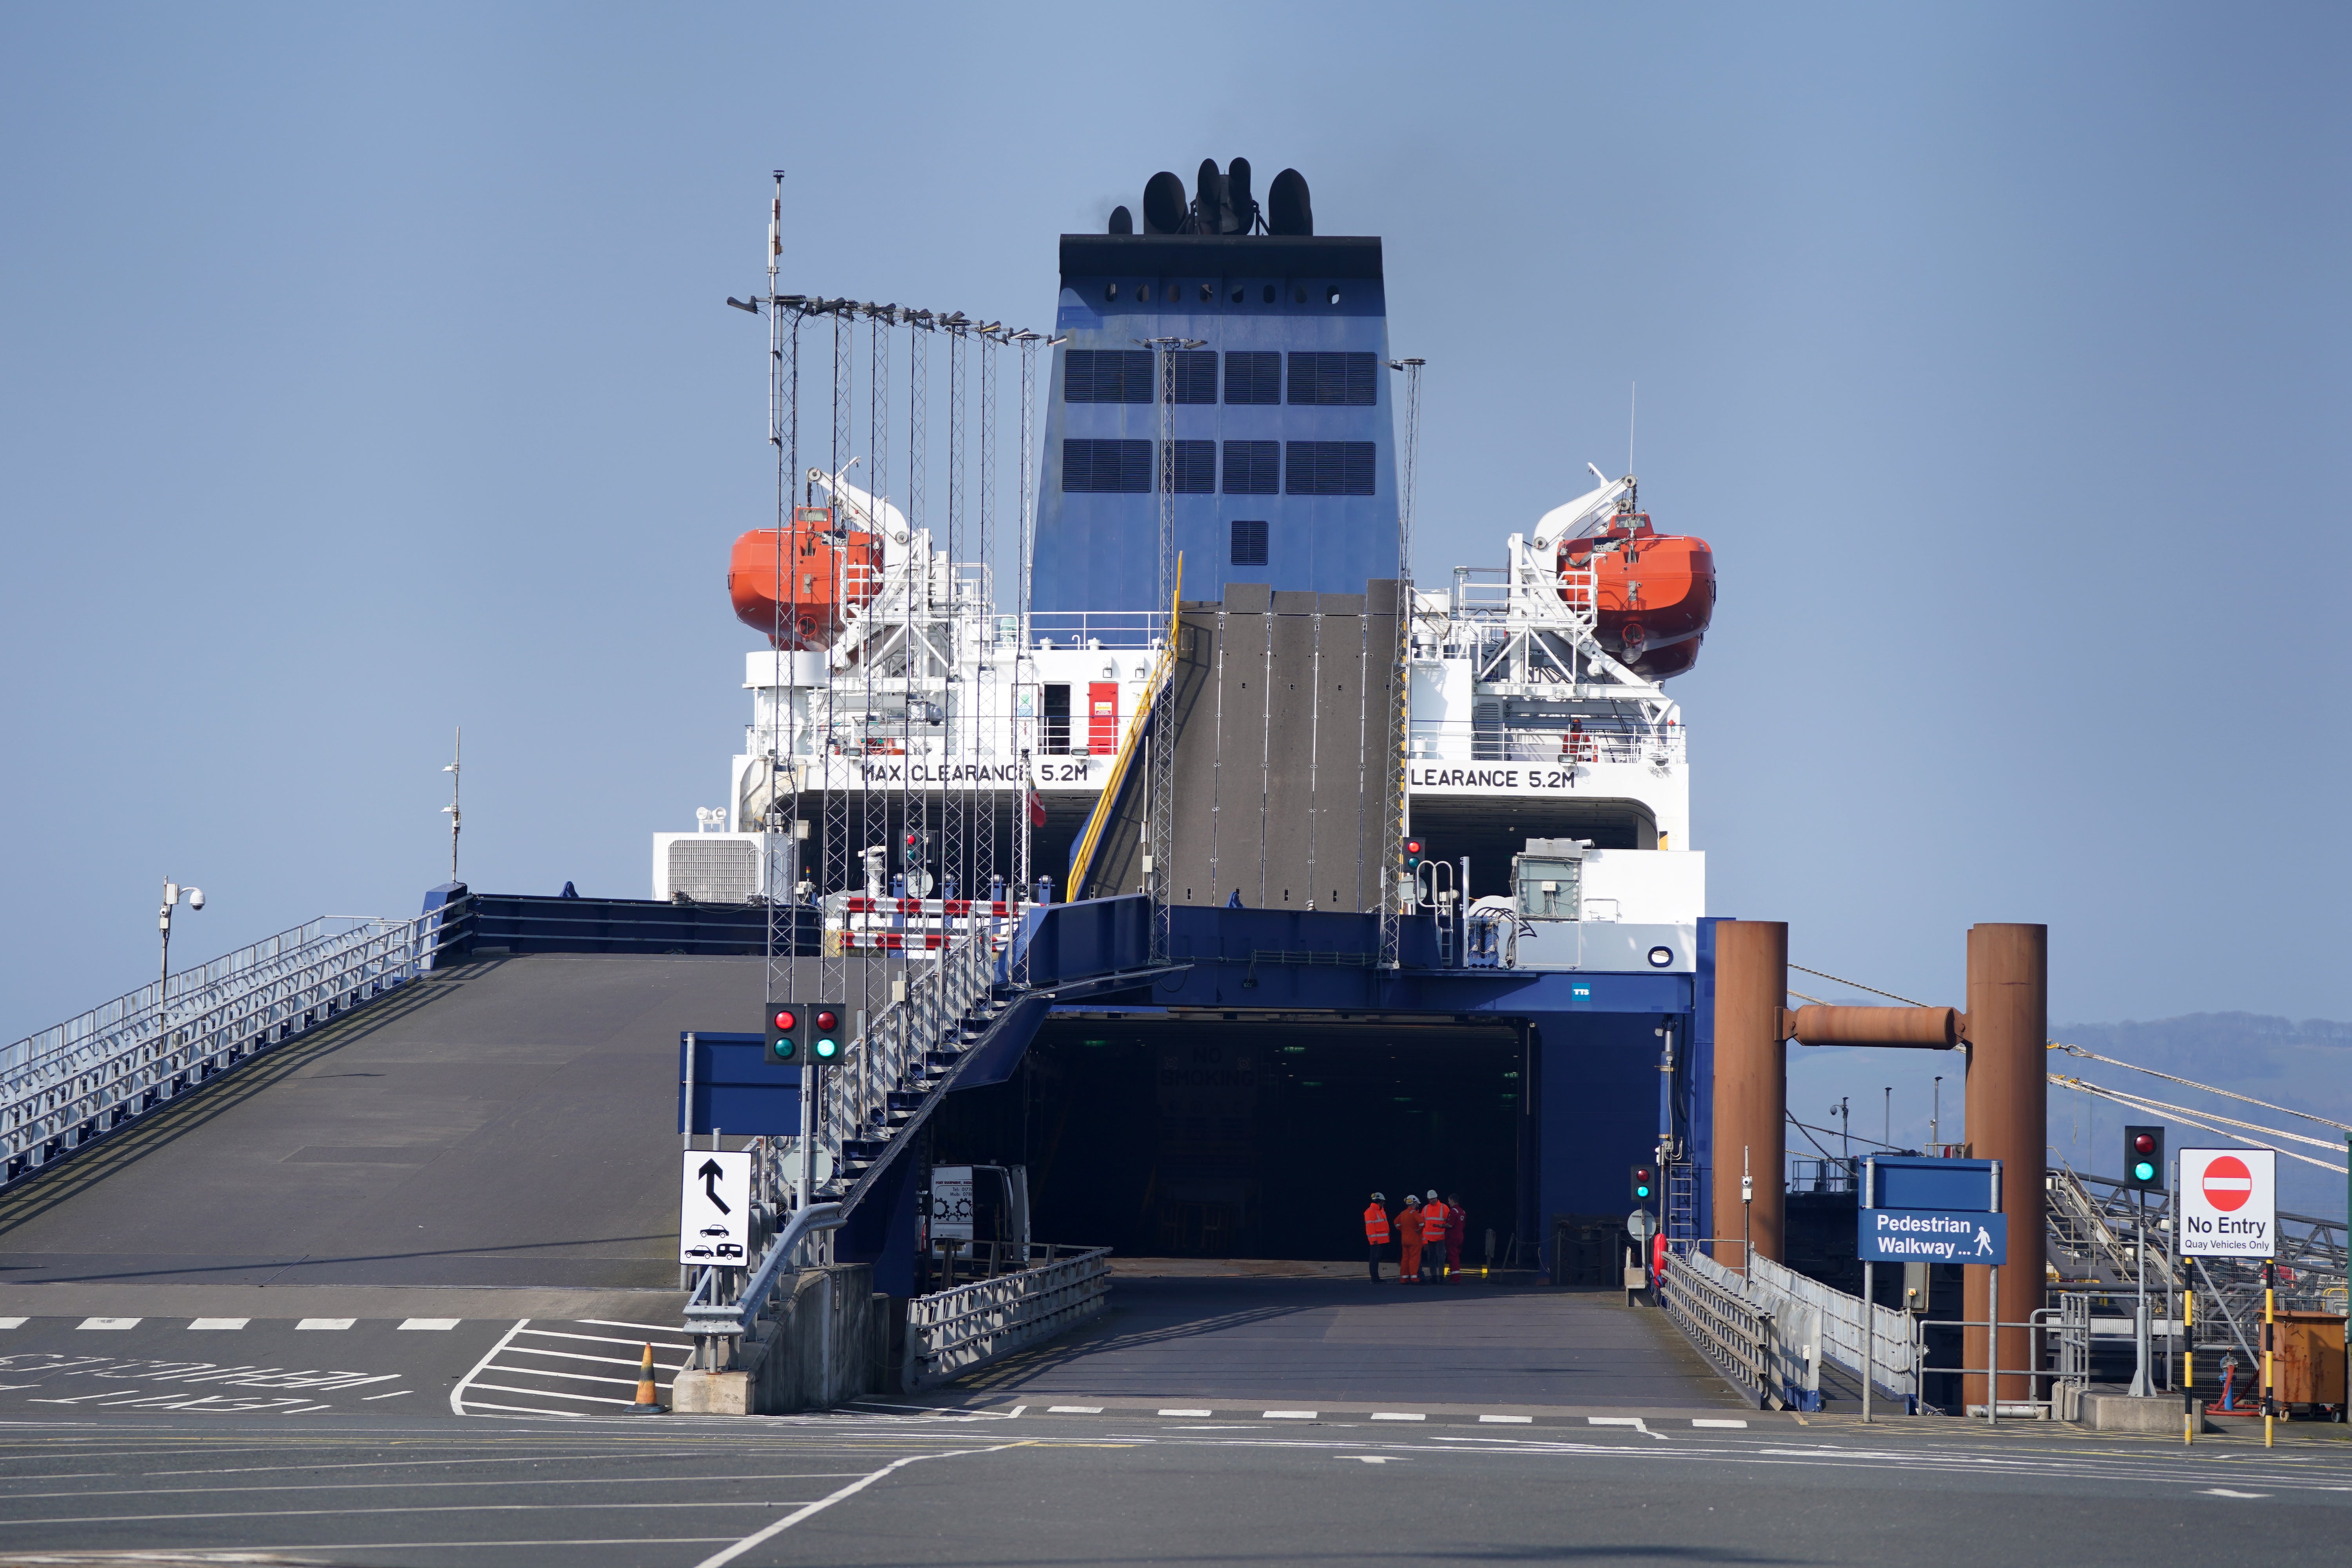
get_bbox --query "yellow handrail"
[1065,557,1181,898]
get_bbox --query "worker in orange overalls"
[1444,1192,1467,1280]
[1398,1195,1424,1284]
[1419,1191,1450,1283]
[1362,1192,1392,1283]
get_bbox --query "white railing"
[903,1244,1111,1389]
[1661,1249,1776,1408]
[1751,1253,1919,1410]
[1410,719,1687,767]
[2,909,457,1185]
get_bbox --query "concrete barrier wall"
[673,1264,886,1415]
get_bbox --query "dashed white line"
[76,1318,141,1330]
[1479,1414,1533,1424]
[0,1317,29,1329]
[1370,1412,1426,1421]
[1158,1408,1213,1416]
[1693,1418,1749,1429]
[399,1319,460,1331]
[1047,1405,1103,1414]
[296,1319,356,1331]
[188,1319,250,1331]
[1262,1410,1318,1420]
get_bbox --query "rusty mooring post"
[1962,922,2047,1414]
[1711,920,1786,1272]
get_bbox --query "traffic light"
[764,1002,799,1063]
[808,1004,844,1065]
[1629,1163,1656,1204]
[2123,1125,2165,1191]
[1403,837,1425,872]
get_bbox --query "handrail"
[2,900,470,1187]
[904,1244,1111,1389]
[1065,565,1180,898]
[685,1201,845,1336]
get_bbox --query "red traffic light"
[2132,1132,2156,1154]
[772,1007,797,1031]
[814,1009,838,1031]
[1404,838,1423,855]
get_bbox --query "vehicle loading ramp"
[0,952,806,1319]
[1078,580,1401,910]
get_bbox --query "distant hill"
[2051,1012,2351,1219]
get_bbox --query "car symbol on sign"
[700,1224,730,1237]
[684,1245,715,1258]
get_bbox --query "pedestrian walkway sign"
[1859,1207,2007,1264]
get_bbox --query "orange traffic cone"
[628,1343,666,1414]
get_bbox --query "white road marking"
[502,1345,688,1370]
[188,1319,250,1331]
[1158,1408,1213,1416]
[483,1364,642,1388]
[399,1318,461,1331]
[1263,1410,1318,1419]
[1047,1405,1103,1413]
[461,1382,634,1406]
[77,1318,141,1330]
[2203,1488,2270,1499]
[1588,1416,1668,1439]
[1344,1455,1402,1463]
[576,1317,701,1334]
[362,1390,414,1400]
[1480,1414,1533,1423]
[1693,1418,1748,1429]
[296,1319,356,1331]
[1371,1412,1426,1421]
[690,1443,1023,1568]
[0,1317,30,1328]
[451,1318,531,1416]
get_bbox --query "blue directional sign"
[678,1032,801,1136]
[1864,1156,1997,1212]
[1859,1207,2007,1265]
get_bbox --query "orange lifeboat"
[1557,512,1715,680]
[728,505,882,649]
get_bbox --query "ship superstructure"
[657,162,1713,954]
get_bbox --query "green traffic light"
[814,1036,840,1061]
[2133,1160,2156,1181]
[1635,1185,1651,1198]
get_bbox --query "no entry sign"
[2177,1147,2276,1258]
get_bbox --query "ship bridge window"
[1225,351,1281,405]
[1105,283,1118,301]
[1199,282,1214,303]
[1287,352,1377,406]
[1327,286,1341,304]
[1171,350,1217,404]
[1222,440,1280,495]
[1165,440,1216,494]
[1230,286,1245,304]
[1263,284,1276,304]
[1138,283,1152,302]
[1285,441,1376,496]
[1231,519,1269,566]
[1065,350,1154,403]
[1063,438,1152,493]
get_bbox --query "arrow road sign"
[1858,1207,2008,1265]
[679,1149,752,1266]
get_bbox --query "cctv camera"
[187,888,204,909]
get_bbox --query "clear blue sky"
[5,4,2347,1150]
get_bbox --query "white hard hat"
[1426,1189,1439,1200]
[1370,1191,1384,1201]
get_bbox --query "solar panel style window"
[1063,439,1153,493]
[1230,519,1269,566]
[1164,440,1216,494]
[1171,351,1217,405]
[1063,349,1155,403]
[1224,351,1282,405]
[1284,441,1376,496]
[1221,440,1281,495]
[1285,351,1378,406]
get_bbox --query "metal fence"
[903,1244,1112,1390]
[2,907,461,1187]
[1751,1253,1918,1411]
[1661,1249,1777,1408]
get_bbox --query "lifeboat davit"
[728,505,882,650]
[1556,511,1715,681]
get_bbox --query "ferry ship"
[653,160,1713,962]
